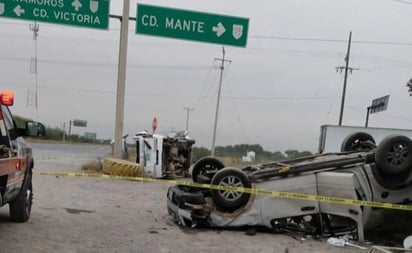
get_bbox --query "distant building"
[242,151,256,162]
[84,132,97,141]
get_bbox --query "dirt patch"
[81,160,103,172]
[64,208,96,214]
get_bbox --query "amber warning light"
[0,91,14,106]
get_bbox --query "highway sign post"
[370,95,390,114]
[365,95,390,127]
[136,4,249,47]
[73,119,87,127]
[0,0,110,29]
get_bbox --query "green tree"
[272,151,286,161]
[191,147,210,162]
[13,115,32,128]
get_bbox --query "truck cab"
[133,130,195,178]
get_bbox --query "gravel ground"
[0,175,370,253]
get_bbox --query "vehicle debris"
[167,132,412,242]
[133,130,195,178]
[327,236,367,250]
[404,235,412,249]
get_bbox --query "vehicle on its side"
[0,91,46,222]
[133,130,195,178]
[167,132,412,241]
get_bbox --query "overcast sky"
[1,0,412,152]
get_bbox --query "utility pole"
[113,0,130,159]
[184,107,194,131]
[211,47,232,156]
[29,22,39,120]
[62,122,66,142]
[68,120,72,141]
[336,31,359,126]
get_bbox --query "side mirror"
[25,121,46,137]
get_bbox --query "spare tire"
[341,132,376,152]
[375,135,412,175]
[210,168,251,212]
[192,157,224,183]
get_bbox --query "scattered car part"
[404,235,412,249]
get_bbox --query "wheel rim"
[348,139,374,151]
[199,164,220,179]
[387,144,408,167]
[217,175,244,201]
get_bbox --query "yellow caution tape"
[278,167,290,173]
[33,171,412,212]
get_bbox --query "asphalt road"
[0,142,367,253]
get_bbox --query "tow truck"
[166,132,412,241]
[0,91,46,222]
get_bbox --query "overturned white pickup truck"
[133,130,195,178]
[167,132,412,242]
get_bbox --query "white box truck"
[318,124,412,153]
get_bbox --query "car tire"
[375,135,412,175]
[341,132,376,152]
[9,172,33,222]
[369,163,410,190]
[210,168,251,212]
[192,157,224,183]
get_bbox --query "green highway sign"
[136,4,249,47]
[73,119,87,127]
[0,0,110,29]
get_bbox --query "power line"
[3,20,412,47]
[392,0,412,4]
[191,62,217,109]
[0,56,210,69]
[249,35,412,46]
[2,81,344,101]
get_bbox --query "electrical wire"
[191,62,217,109]
[3,20,412,47]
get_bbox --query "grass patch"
[81,160,103,172]
[365,208,412,246]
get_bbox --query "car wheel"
[9,172,33,222]
[192,157,224,183]
[341,132,376,152]
[375,135,412,175]
[369,163,410,190]
[210,168,251,212]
